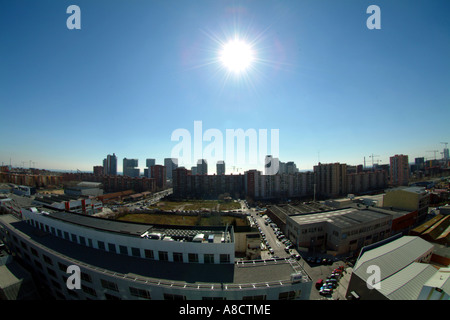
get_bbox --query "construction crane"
[369,154,380,169]
[427,150,439,160]
[441,142,449,161]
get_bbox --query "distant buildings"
[151,165,166,190]
[93,166,103,176]
[103,153,117,176]
[173,167,245,199]
[144,159,155,178]
[216,161,225,175]
[313,163,347,198]
[389,154,409,186]
[123,158,139,178]
[264,155,279,175]
[164,158,178,180]
[173,160,388,201]
[197,159,208,175]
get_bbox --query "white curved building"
[0,207,312,300]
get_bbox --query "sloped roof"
[354,236,434,283]
[377,262,437,300]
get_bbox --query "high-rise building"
[93,166,103,176]
[151,165,166,189]
[390,154,410,186]
[146,158,156,168]
[197,159,208,175]
[123,158,139,178]
[144,159,156,178]
[265,155,279,175]
[103,153,117,176]
[216,161,225,175]
[415,157,425,171]
[164,158,178,180]
[443,148,449,162]
[313,163,348,198]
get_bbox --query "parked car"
[319,287,332,296]
[315,279,324,289]
[315,257,322,264]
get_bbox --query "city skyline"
[1,1,449,173]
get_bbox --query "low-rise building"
[285,206,393,256]
[383,186,430,224]
[346,236,439,300]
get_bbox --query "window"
[81,284,97,297]
[108,243,116,253]
[220,254,230,264]
[119,245,128,255]
[47,267,57,279]
[58,262,68,272]
[100,279,119,292]
[81,272,92,283]
[63,231,70,240]
[43,254,53,266]
[279,290,299,300]
[71,234,78,243]
[188,253,199,263]
[30,247,38,257]
[104,293,121,300]
[243,295,266,300]
[97,241,105,251]
[79,236,86,246]
[159,251,168,261]
[144,249,154,259]
[163,293,186,300]
[130,287,151,300]
[20,241,28,250]
[57,229,62,238]
[34,260,43,270]
[204,254,214,264]
[173,252,183,263]
[131,247,141,257]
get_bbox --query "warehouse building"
[345,236,442,300]
[285,206,393,256]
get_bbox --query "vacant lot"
[148,200,241,212]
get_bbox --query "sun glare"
[219,39,255,74]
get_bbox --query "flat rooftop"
[23,206,231,242]
[0,214,307,287]
[289,207,391,229]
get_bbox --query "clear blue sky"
[1,0,449,173]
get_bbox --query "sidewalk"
[333,267,353,300]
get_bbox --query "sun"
[219,38,255,74]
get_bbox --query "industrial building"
[345,236,449,300]
[285,206,394,256]
[383,186,430,224]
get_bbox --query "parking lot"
[248,206,349,300]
